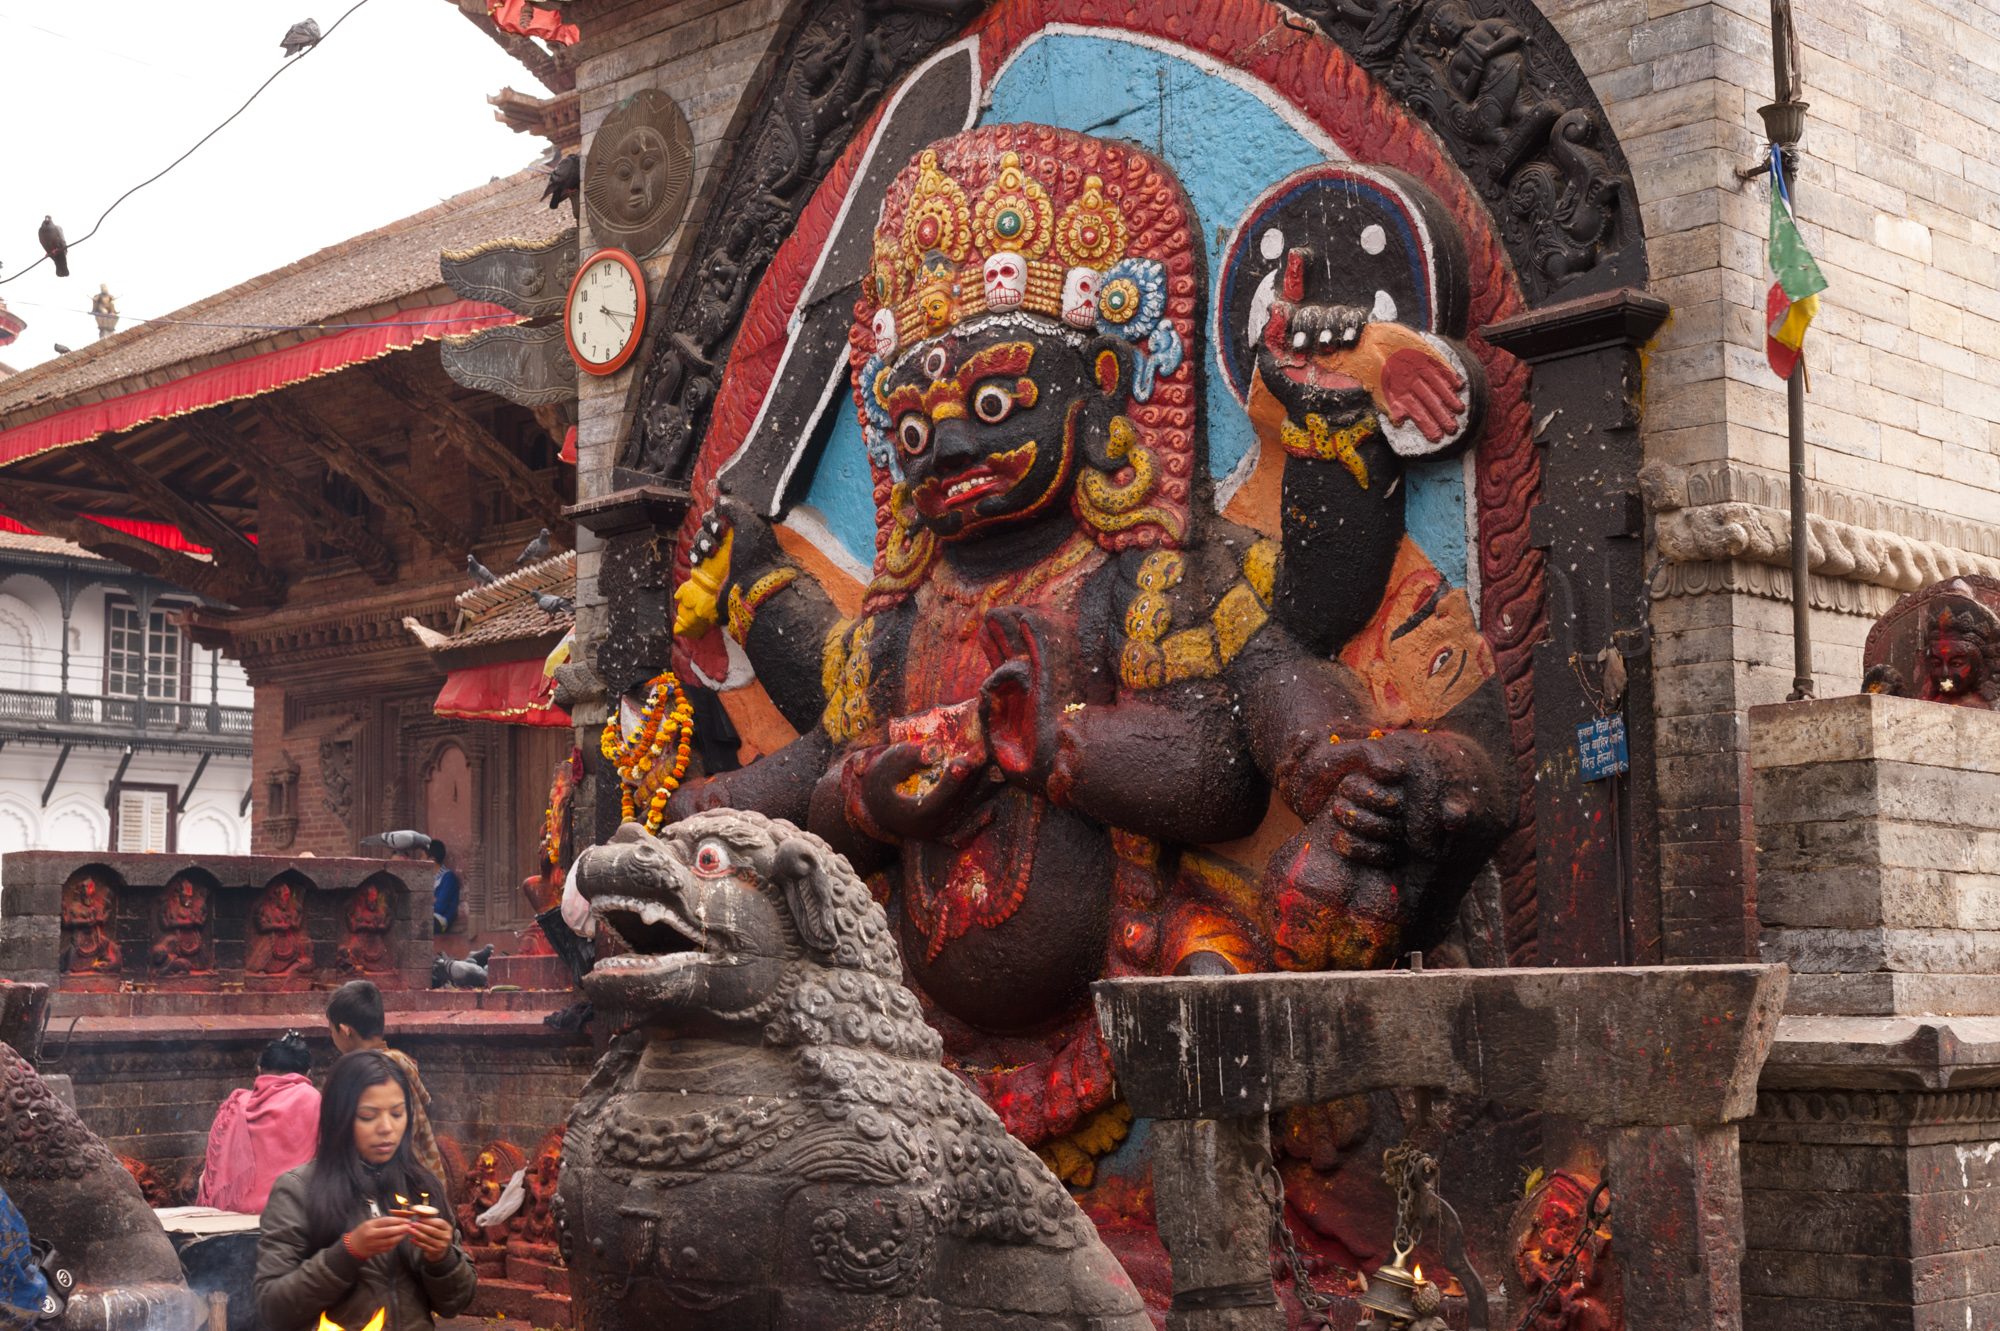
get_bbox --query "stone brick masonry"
[1538,0,2000,963]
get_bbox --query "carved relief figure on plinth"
[513,1126,565,1252]
[149,876,214,978]
[1511,1171,1616,1331]
[334,883,395,974]
[246,880,314,977]
[59,875,121,974]
[560,811,1150,1328]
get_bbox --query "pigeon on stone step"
[361,829,433,855]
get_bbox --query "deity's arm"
[667,725,835,829]
[672,497,846,731]
[1042,681,1268,844]
[727,570,846,732]
[1232,626,1513,968]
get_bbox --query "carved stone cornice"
[1644,461,2000,615]
[1753,1087,2000,1129]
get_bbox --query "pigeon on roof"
[514,526,553,567]
[536,591,574,618]
[466,553,500,586]
[542,155,580,219]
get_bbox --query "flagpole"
[1759,0,1815,700]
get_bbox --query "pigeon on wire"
[38,217,68,278]
[280,19,322,57]
[542,154,581,218]
[466,553,500,586]
[536,592,574,618]
[514,527,553,567]
[360,829,433,854]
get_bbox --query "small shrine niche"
[59,871,122,975]
[246,875,316,980]
[1861,575,2000,708]
[148,872,216,978]
[335,877,397,974]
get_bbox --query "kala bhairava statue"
[651,123,1515,1277]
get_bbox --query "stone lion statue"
[557,809,1149,1330]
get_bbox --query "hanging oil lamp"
[1357,1239,1447,1329]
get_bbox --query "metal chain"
[1258,1161,1337,1326]
[1509,1179,1612,1331]
[1382,1142,1437,1260]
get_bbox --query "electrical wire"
[5,295,518,335]
[0,0,377,287]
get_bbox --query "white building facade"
[0,529,252,858]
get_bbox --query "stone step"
[465,1275,571,1328]
[486,953,574,991]
[50,983,573,1020]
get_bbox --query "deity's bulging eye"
[1429,647,1454,678]
[692,840,733,877]
[972,382,1017,424]
[898,415,931,456]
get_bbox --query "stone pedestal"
[1745,697,2000,1328]
[1750,694,2000,1018]
[1096,965,1786,1331]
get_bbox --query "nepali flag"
[1765,147,1828,379]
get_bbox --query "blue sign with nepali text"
[1577,716,1629,782]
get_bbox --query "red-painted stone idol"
[642,122,1513,1279]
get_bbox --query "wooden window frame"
[109,781,179,854]
[102,594,195,702]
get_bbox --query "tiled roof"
[0,527,101,561]
[0,169,567,427]
[422,548,575,651]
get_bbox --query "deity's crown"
[856,125,1191,370]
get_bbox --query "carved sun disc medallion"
[584,89,694,259]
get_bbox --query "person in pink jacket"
[196,1033,320,1214]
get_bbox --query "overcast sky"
[0,1,552,373]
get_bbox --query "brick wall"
[65,1019,594,1197]
[1540,0,2000,960]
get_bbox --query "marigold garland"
[599,671,695,833]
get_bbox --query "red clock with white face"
[565,247,647,375]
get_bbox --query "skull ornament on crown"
[982,250,1028,309]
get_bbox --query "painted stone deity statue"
[60,876,121,974]
[1861,575,2000,709]
[246,880,314,977]
[149,877,213,977]
[667,125,1513,1264]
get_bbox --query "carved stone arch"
[0,794,36,855]
[177,807,240,857]
[44,801,109,853]
[0,594,42,692]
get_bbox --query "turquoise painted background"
[799,30,1470,591]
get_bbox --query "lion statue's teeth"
[559,808,1150,1327]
